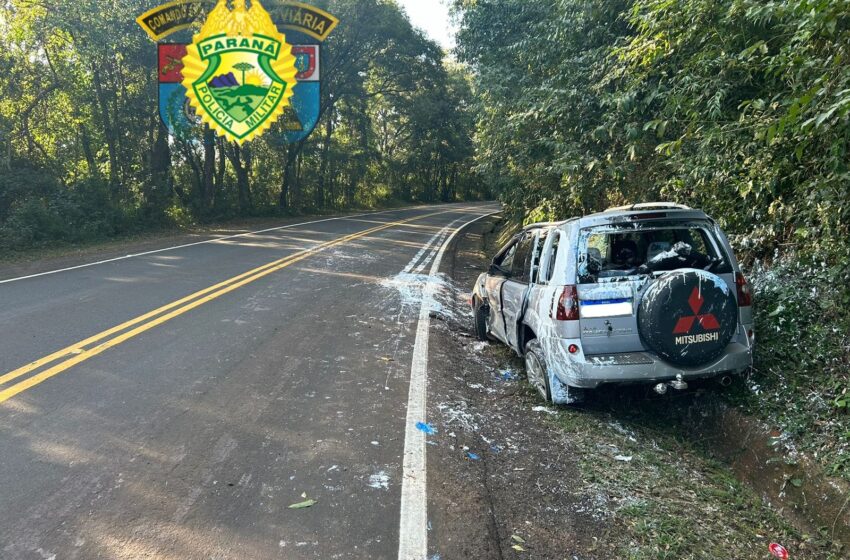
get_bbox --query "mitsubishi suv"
[470,203,754,404]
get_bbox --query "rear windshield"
[577,221,732,284]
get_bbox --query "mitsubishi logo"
[673,287,720,335]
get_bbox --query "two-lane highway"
[0,203,499,559]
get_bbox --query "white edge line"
[397,210,499,560]
[0,204,456,285]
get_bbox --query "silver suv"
[471,203,754,404]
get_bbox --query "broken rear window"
[577,222,732,284]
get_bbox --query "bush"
[0,171,135,252]
[744,254,850,475]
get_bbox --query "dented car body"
[471,203,754,404]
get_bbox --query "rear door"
[501,231,536,352]
[576,219,735,356]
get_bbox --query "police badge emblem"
[180,0,298,144]
[138,0,338,144]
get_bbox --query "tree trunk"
[281,152,297,210]
[225,143,252,213]
[279,141,305,211]
[78,124,100,181]
[149,123,173,213]
[316,113,334,210]
[92,64,120,195]
[202,127,216,210]
[215,137,227,198]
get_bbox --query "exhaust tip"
[718,375,733,387]
[654,383,668,395]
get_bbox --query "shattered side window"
[544,231,560,283]
[530,230,548,283]
[577,222,732,284]
[495,239,518,271]
[512,233,535,282]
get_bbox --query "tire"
[473,299,490,342]
[638,269,738,367]
[524,339,552,403]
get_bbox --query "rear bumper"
[540,336,753,390]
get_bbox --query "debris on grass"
[769,543,790,559]
[531,406,558,416]
[498,368,518,381]
[437,401,480,432]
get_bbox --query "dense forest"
[455,0,848,263]
[0,0,485,251]
[454,0,850,475]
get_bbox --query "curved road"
[0,202,500,559]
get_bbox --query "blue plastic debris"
[498,369,517,381]
[416,422,437,435]
[466,452,481,461]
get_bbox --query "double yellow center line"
[0,210,451,404]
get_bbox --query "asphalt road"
[0,203,500,560]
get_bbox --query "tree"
[0,0,484,253]
[232,62,254,86]
[453,0,850,262]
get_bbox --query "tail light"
[552,285,579,321]
[736,273,752,307]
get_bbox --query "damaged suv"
[471,203,754,404]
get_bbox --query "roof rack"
[605,202,692,212]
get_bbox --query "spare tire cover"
[638,269,737,367]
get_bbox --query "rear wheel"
[473,299,490,341]
[524,339,552,402]
[525,339,585,405]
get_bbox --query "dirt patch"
[425,216,845,559]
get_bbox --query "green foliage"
[0,0,486,253]
[455,0,850,263]
[741,256,850,476]
[0,168,134,249]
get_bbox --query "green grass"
[545,401,843,559]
